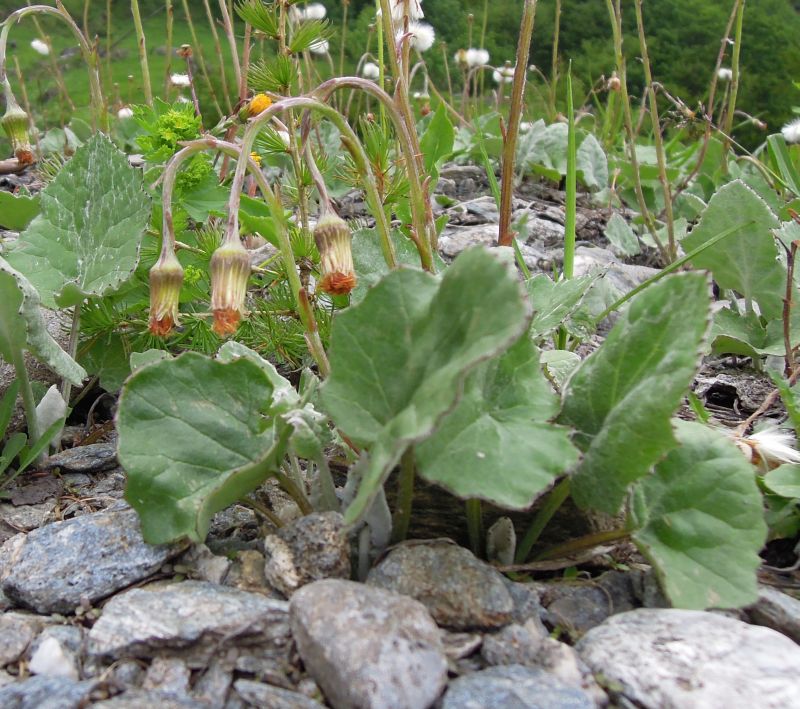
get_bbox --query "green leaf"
[5,134,151,308]
[79,332,131,393]
[770,371,800,437]
[682,180,783,319]
[631,420,767,609]
[0,258,86,386]
[118,352,290,543]
[288,19,331,54]
[419,103,454,182]
[559,273,710,513]
[130,349,171,372]
[763,464,800,498]
[320,248,531,524]
[541,349,580,390]
[710,306,771,358]
[576,133,608,191]
[767,134,800,197]
[415,337,578,507]
[0,380,21,437]
[526,272,600,340]
[0,192,39,230]
[235,0,279,37]
[604,213,640,257]
[239,194,281,248]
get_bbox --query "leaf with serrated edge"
[576,133,608,191]
[320,248,531,524]
[631,420,767,609]
[559,272,711,514]
[527,272,600,340]
[0,257,86,386]
[416,336,578,507]
[682,180,783,319]
[118,352,289,543]
[6,134,150,308]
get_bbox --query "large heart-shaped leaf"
[0,257,86,386]
[559,272,711,513]
[320,247,531,523]
[415,336,578,507]
[6,133,150,308]
[117,352,290,543]
[576,133,608,191]
[682,180,783,319]
[630,420,767,609]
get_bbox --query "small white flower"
[401,20,435,53]
[170,73,191,87]
[466,48,490,68]
[302,3,327,20]
[30,39,50,56]
[781,117,800,144]
[492,65,515,84]
[717,67,733,81]
[117,106,134,120]
[309,39,329,55]
[361,62,381,80]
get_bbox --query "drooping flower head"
[732,425,800,470]
[148,250,184,337]
[492,64,515,84]
[170,73,191,88]
[314,213,356,295]
[248,93,272,116]
[466,48,490,68]
[210,241,252,336]
[378,0,424,23]
[1,80,34,165]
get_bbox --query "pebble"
[577,608,800,708]
[88,580,291,665]
[366,540,515,630]
[263,512,350,596]
[0,504,182,614]
[0,675,96,709]
[442,664,595,709]
[142,657,191,697]
[27,626,83,680]
[747,586,800,643]
[0,501,57,533]
[290,579,448,709]
[0,613,37,666]
[92,690,199,708]
[481,621,546,667]
[43,442,118,473]
[233,679,326,708]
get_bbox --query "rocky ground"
[1,165,799,707]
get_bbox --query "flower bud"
[607,72,621,92]
[2,87,34,165]
[240,93,272,122]
[210,241,251,336]
[148,251,184,336]
[314,213,356,295]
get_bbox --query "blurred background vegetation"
[2,0,800,150]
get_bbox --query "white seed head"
[170,73,191,87]
[402,20,435,52]
[361,61,381,80]
[381,0,424,23]
[747,426,800,467]
[492,65,515,84]
[302,3,327,20]
[466,47,490,67]
[717,67,733,81]
[781,117,800,144]
[30,39,50,56]
[309,39,330,55]
[117,106,134,119]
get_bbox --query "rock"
[233,679,326,708]
[92,690,199,708]
[367,540,515,630]
[534,637,606,705]
[224,550,272,594]
[42,443,117,473]
[263,512,350,596]
[0,504,183,614]
[747,586,800,643]
[176,544,231,585]
[27,626,82,680]
[441,630,483,661]
[503,579,547,628]
[0,613,36,666]
[192,657,233,708]
[481,621,546,667]
[573,246,659,296]
[442,664,595,709]
[577,608,800,708]
[290,579,448,709]
[142,657,191,698]
[0,675,96,709]
[88,580,290,665]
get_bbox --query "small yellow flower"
[250,151,262,167]
[248,93,272,116]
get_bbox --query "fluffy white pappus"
[492,65,515,84]
[30,39,50,56]
[717,67,733,81]
[309,39,330,55]
[361,62,381,80]
[170,73,191,87]
[734,425,800,468]
[466,47,490,68]
[401,20,435,52]
[781,117,800,144]
[117,106,134,120]
[377,0,424,23]
[301,3,327,20]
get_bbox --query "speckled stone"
[367,540,515,630]
[233,679,326,708]
[747,586,800,643]
[0,675,96,709]
[43,443,118,473]
[0,505,183,614]
[0,613,36,666]
[290,579,448,709]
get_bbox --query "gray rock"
[43,443,117,473]
[367,540,514,630]
[573,246,659,295]
[233,679,325,708]
[142,657,191,698]
[0,675,95,709]
[290,579,448,709]
[0,613,36,666]
[176,544,231,585]
[88,580,290,665]
[503,579,547,628]
[107,660,145,689]
[442,664,594,709]
[0,505,182,614]
[27,625,83,680]
[441,630,483,661]
[263,512,350,596]
[481,622,546,667]
[577,608,800,709]
[533,637,606,705]
[92,690,199,708]
[192,657,234,708]
[0,501,57,532]
[747,586,800,643]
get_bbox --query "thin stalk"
[548,0,561,121]
[297,288,330,378]
[391,446,416,543]
[130,0,153,106]
[28,14,73,113]
[722,0,745,162]
[338,0,349,78]
[60,307,81,406]
[203,0,233,113]
[276,469,313,515]
[535,528,630,561]
[635,0,676,260]
[563,64,576,279]
[105,0,112,89]
[11,350,39,444]
[218,0,242,99]
[164,0,174,95]
[181,0,223,118]
[242,495,284,527]
[515,478,570,563]
[466,498,483,557]
[82,0,90,42]
[498,0,538,247]
[240,23,252,102]
[311,452,339,512]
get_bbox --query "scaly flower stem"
[498,0,538,247]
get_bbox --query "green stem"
[242,495,284,527]
[498,0,538,247]
[391,446,416,543]
[164,0,174,96]
[276,469,313,515]
[11,349,39,444]
[563,64,576,280]
[722,0,745,163]
[515,478,570,563]
[181,0,223,117]
[548,0,561,121]
[59,306,81,406]
[534,527,630,561]
[466,498,484,557]
[130,0,153,106]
